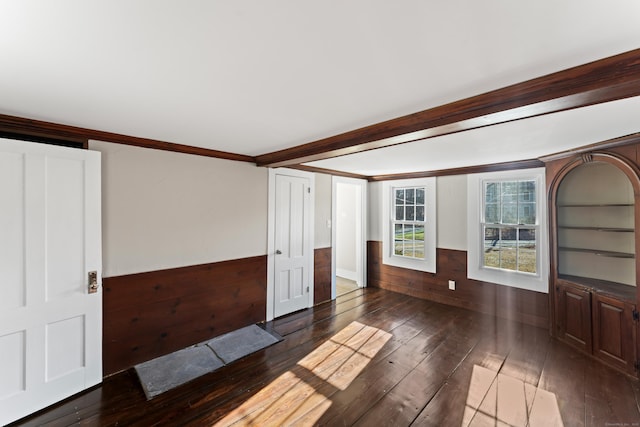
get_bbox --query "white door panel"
[274,175,309,316]
[0,151,26,312]
[271,171,313,318]
[0,138,102,426]
[45,156,86,299]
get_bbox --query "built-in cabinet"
[592,292,637,374]
[547,151,640,378]
[555,281,592,353]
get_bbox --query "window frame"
[382,177,436,273]
[392,186,427,260]
[467,168,549,293]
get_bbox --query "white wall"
[367,176,467,250]
[90,141,268,277]
[436,175,467,250]
[314,173,332,248]
[93,136,469,278]
[336,183,357,276]
[368,181,383,241]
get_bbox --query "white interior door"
[0,138,102,426]
[268,169,314,319]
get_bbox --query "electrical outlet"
[448,280,456,290]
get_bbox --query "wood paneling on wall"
[103,256,267,376]
[368,241,548,328]
[314,247,332,304]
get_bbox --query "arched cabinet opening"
[556,160,635,286]
[548,152,640,378]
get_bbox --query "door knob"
[276,249,282,255]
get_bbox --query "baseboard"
[336,268,357,282]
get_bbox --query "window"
[482,180,537,273]
[467,169,548,292]
[382,177,436,273]
[393,187,426,259]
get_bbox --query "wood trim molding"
[290,164,368,180]
[0,130,88,149]
[255,48,640,168]
[368,159,544,181]
[539,132,640,162]
[0,114,256,163]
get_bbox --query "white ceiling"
[1,1,640,175]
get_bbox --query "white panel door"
[273,173,311,317]
[0,138,102,426]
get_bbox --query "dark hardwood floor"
[11,288,640,426]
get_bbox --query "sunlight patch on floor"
[463,365,564,427]
[297,321,392,390]
[213,321,392,426]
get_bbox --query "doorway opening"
[332,177,367,299]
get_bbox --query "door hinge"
[307,187,311,194]
[633,309,639,322]
[306,286,310,293]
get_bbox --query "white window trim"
[467,168,549,293]
[382,177,436,273]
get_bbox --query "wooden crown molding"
[289,164,368,180]
[539,132,640,163]
[371,132,640,182]
[255,48,640,168]
[0,114,255,163]
[367,159,545,182]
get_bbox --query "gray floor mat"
[134,325,281,399]
[205,324,281,364]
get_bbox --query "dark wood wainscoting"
[368,241,548,328]
[103,256,267,376]
[314,247,332,305]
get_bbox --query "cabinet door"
[555,283,592,353]
[592,294,637,376]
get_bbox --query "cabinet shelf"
[558,226,634,232]
[557,274,637,304]
[558,247,635,258]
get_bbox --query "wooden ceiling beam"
[288,164,369,180]
[255,48,640,168]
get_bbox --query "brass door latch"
[88,271,98,294]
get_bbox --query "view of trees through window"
[393,187,426,259]
[483,180,537,273]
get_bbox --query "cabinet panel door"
[593,294,637,376]
[555,283,592,353]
